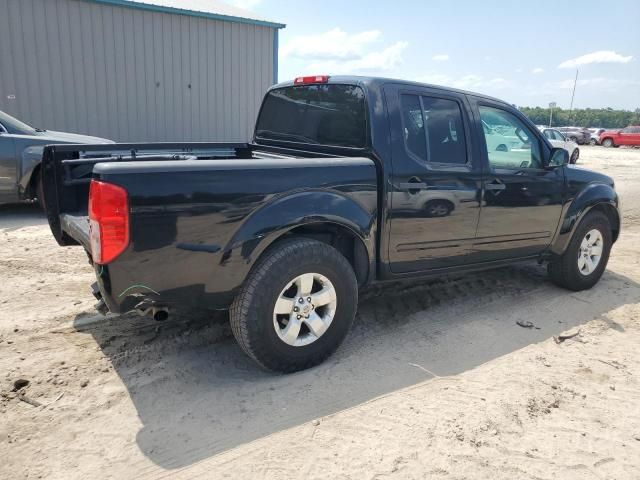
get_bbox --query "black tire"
[570,148,579,164]
[547,211,612,291]
[589,139,597,146]
[230,237,358,372]
[569,136,578,143]
[602,138,614,148]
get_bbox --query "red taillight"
[294,75,329,85]
[89,180,129,264]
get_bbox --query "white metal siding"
[0,0,275,142]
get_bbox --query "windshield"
[255,84,367,149]
[0,110,37,134]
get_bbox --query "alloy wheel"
[577,229,603,276]
[273,273,338,347]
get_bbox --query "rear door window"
[400,95,427,160]
[400,94,467,164]
[255,84,367,148]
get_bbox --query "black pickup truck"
[42,76,620,372]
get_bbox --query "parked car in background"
[0,110,113,204]
[42,76,620,372]
[538,127,579,163]
[588,128,606,145]
[556,127,590,145]
[599,126,640,148]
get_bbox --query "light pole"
[568,69,579,124]
[549,102,556,127]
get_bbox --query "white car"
[588,128,606,145]
[538,127,579,164]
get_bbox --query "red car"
[599,126,640,147]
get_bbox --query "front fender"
[18,145,45,195]
[550,183,620,255]
[215,189,377,293]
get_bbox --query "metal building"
[0,0,284,142]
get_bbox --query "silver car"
[0,110,113,204]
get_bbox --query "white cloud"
[227,0,261,9]
[307,41,409,73]
[432,54,449,61]
[281,28,382,60]
[558,50,633,69]
[532,67,544,74]
[281,27,408,75]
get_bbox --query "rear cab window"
[255,84,367,149]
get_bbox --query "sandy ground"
[1,146,640,479]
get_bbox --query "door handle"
[398,182,429,191]
[484,182,506,191]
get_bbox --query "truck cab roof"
[270,75,513,108]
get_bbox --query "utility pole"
[549,102,556,126]
[568,69,579,124]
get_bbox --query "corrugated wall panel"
[0,0,276,142]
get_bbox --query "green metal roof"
[87,0,286,29]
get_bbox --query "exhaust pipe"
[153,308,169,322]
[134,301,169,321]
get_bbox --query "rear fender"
[550,183,620,255]
[217,190,376,291]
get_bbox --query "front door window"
[479,106,542,170]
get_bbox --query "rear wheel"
[602,138,614,148]
[230,237,358,372]
[425,200,453,217]
[589,138,597,146]
[569,136,578,143]
[548,211,612,291]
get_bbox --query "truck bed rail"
[42,142,253,246]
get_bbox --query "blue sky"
[231,0,640,110]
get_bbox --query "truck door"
[385,85,483,273]
[623,126,640,145]
[470,99,565,262]
[618,127,633,145]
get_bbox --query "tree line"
[519,106,640,129]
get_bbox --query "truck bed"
[41,141,340,247]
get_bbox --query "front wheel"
[547,211,612,291]
[570,148,579,164]
[589,139,597,146]
[230,238,358,372]
[602,138,614,148]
